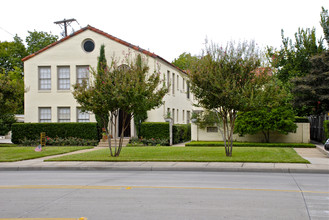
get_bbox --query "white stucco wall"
[191,123,310,143]
[24,28,193,137]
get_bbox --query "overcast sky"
[1,0,328,61]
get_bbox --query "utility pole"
[54,18,77,37]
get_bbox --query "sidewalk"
[0,141,328,174]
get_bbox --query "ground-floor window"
[39,107,51,123]
[58,107,70,122]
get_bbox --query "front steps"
[97,138,130,147]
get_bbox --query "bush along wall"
[11,122,99,145]
[139,122,191,145]
[324,120,329,140]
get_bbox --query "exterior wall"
[191,123,310,143]
[24,28,193,137]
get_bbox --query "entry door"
[118,109,131,137]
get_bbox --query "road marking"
[0,185,328,194]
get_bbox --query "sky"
[0,0,328,62]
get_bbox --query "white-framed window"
[39,67,51,90]
[77,66,89,85]
[187,81,190,99]
[177,75,179,91]
[187,111,190,124]
[77,108,90,122]
[172,73,175,95]
[58,107,70,122]
[39,107,51,123]
[58,66,70,90]
[182,110,185,123]
[167,70,170,91]
[172,108,175,124]
[177,109,179,122]
[182,78,185,91]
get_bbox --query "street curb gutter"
[0,166,328,174]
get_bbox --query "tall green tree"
[25,30,58,54]
[189,41,267,156]
[172,52,198,70]
[291,51,329,115]
[320,7,329,45]
[73,51,167,157]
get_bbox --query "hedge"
[324,120,329,140]
[139,122,191,144]
[139,122,169,140]
[173,124,191,144]
[294,117,309,123]
[11,123,99,144]
[185,141,315,148]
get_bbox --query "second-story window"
[39,67,51,90]
[77,66,89,85]
[167,70,170,91]
[58,66,70,90]
[177,75,179,91]
[172,73,175,95]
[187,81,190,99]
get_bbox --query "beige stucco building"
[23,25,193,137]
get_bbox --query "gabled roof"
[22,25,186,74]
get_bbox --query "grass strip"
[47,147,309,163]
[0,146,93,162]
[185,141,315,148]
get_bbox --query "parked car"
[325,139,329,151]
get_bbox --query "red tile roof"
[22,25,186,74]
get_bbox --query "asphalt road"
[0,171,328,220]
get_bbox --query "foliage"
[234,78,297,142]
[20,136,98,146]
[25,30,58,54]
[189,40,266,156]
[324,120,329,140]
[267,28,325,84]
[140,138,169,146]
[0,35,27,74]
[0,147,92,162]
[320,7,329,46]
[172,52,198,70]
[294,117,309,123]
[185,141,315,148]
[140,122,169,140]
[0,70,24,115]
[11,123,99,144]
[235,106,297,143]
[73,48,168,157]
[0,114,16,135]
[46,147,309,164]
[173,124,191,144]
[291,51,329,115]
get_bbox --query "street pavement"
[0,139,328,173]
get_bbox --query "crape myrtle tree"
[189,40,267,156]
[234,78,297,143]
[73,47,167,157]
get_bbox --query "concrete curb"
[0,164,328,174]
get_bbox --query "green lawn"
[0,146,93,162]
[46,147,309,163]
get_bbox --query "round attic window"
[82,39,95,52]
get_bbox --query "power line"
[0,26,14,37]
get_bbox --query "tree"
[0,35,27,75]
[320,7,329,46]
[73,48,167,157]
[189,41,266,156]
[291,51,329,115]
[25,30,58,54]
[235,78,297,142]
[172,52,198,70]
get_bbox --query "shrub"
[294,117,310,123]
[324,120,329,140]
[20,136,98,146]
[185,141,315,148]
[12,123,99,144]
[139,122,169,139]
[140,138,169,146]
[173,124,191,144]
